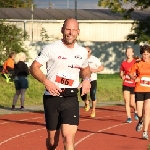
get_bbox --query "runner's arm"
[120,70,124,80]
[80,65,91,80]
[30,60,48,85]
[128,63,137,80]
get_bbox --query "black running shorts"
[43,95,79,130]
[122,85,135,94]
[135,92,150,102]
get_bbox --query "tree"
[98,0,150,44]
[0,0,35,8]
[40,27,59,47]
[0,20,29,65]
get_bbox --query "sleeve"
[81,50,89,68]
[96,58,102,67]
[81,58,89,68]
[35,45,51,65]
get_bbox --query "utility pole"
[67,0,69,8]
[75,0,77,19]
[31,3,33,42]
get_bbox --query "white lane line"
[0,128,45,146]
[0,117,43,125]
[75,122,133,147]
[80,114,125,122]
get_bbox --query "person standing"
[30,18,91,150]
[12,52,29,110]
[80,46,104,117]
[129,45,150,140]
[120,47,138,123]
[2,51,16,80]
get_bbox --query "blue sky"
[34,0,100,9]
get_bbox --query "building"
[0,8,149,74]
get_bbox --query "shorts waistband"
[45,88,78,97]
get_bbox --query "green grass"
[78,73,123,102]
[0,75,45,107]
[0,73,123,107]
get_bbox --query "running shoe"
[136,122,143,132]
[90,110,95,118]
[11,105,15,110]
[20,106,25,111]
[143,131,148,140]
[134,113,139,120]
[126,118,132,123]
[84,104,90,112]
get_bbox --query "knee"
[137,111,143,117]
[16,92,21,96]
[63,134,74,145]
[144,108,150,115]
[90,95,96,101]
[129,102,134,107]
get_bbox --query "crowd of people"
[120,45,150,140]
[1,18,150,149]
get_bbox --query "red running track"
[0,105,149,150]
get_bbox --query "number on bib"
[55,75,74,86]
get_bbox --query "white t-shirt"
[88,55,102,81]
[35,40,88,95]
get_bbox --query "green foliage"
[98,0,150,44]
[40,27,59,43]
[40,27,50,42]
[127,17,150,44]
[0,20,29,65]
[0,0,35,8]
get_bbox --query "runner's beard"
[64,36,77,45]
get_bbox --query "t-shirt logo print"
[75,55,82,59]
[58,56,67,59]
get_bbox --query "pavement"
[0,101,124,115]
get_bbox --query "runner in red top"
[129,45,150,140]
[120,47,138,123]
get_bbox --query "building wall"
[25,41,140,75]
[7,20,135,41]
[6,20,140,74]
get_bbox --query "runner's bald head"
[62,18,79,29]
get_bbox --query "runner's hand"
[135,77,140,83]
[78,83,82,89]
[81,80,91,96]
[43,79,62,96]
[90,68,96,73]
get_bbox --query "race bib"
[140,77,150,87]
[55,71,74,86]
[124,75,133,83]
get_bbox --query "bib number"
[140,77,150,87]
[55,75,74,86]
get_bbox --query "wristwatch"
[83,77,91,82]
